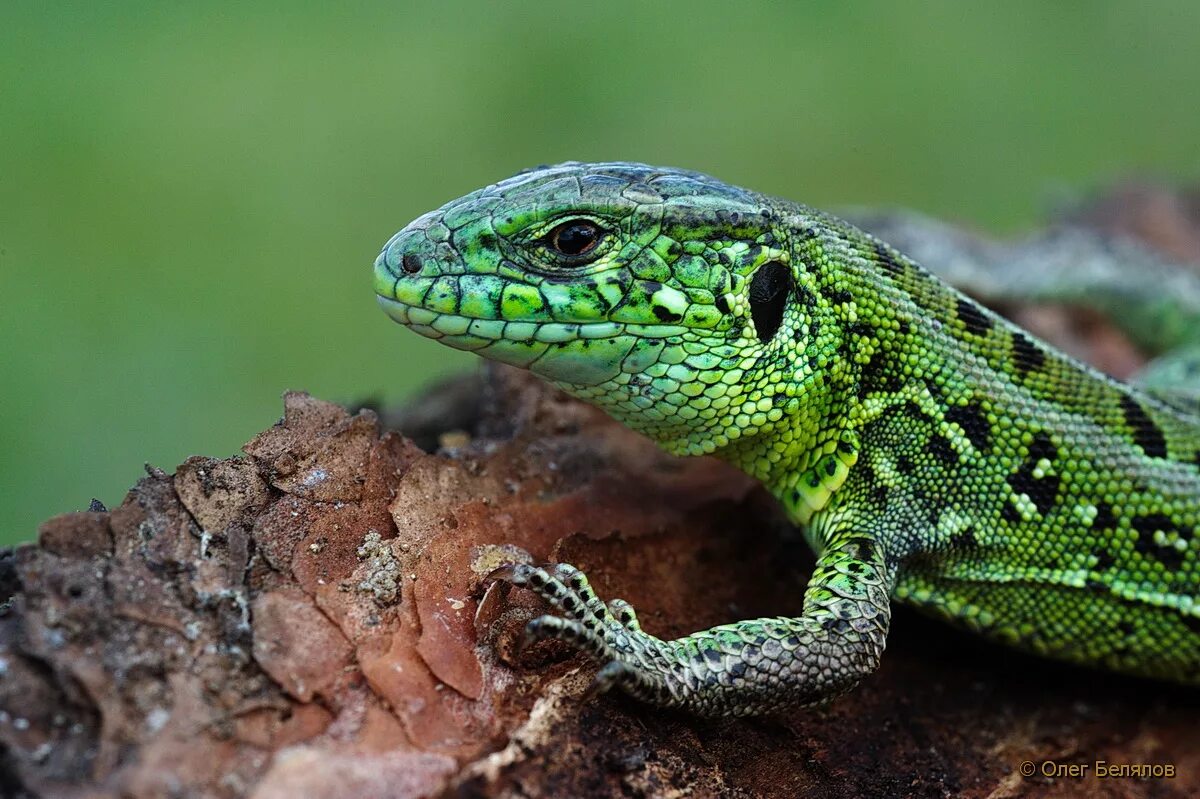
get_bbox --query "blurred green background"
[2,2,1199,544]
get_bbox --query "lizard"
[373,161,1200,717]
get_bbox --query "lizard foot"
[489,561,674,700]
[488,544,892,716]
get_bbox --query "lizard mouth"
[376,293,692,386]
[377,294,685,347]
[376,293,555,349]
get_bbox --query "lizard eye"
[748,260,792,343]
[547,220,603,259]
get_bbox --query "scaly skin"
[374,162,1200,717]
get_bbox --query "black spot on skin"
[922,495,941,526]
[1011,333,1046,376]
[1006,432,1061,517]
[859,348,903,398]
[926,434,960,468]
[902,401,935,426]
[873,242,905,276]
[955,298,993,336]
[729,661,747,677]
[1027,431,1058,463]
[1000,501,1022,523]
[847,321,872,339]
[857,463,889,507]
[652,305,682,323]
[1183,615,1200,634]
[832,336,856,363]
[587,280,613,314]
[842,338,865,370]
[748,260,792,343]
[944,401,992,454]
[896,455,914,475]
[1093,549,1116,571]
[845,536,876,563]
[824,459,838,476]
[795,285,817,311]
[1119,395,1168,459]
[1092,502,1118,531]
[1086,579,1107,593]
[714,294,731,315]
[950,527,977,549]
[1131,514,1186,570]
[818,283,853,304]
[1117,620,1136,636]
[897,320,911,335]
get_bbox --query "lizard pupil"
[550,221,601,257]
[748,260,792,343]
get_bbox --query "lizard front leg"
[491,525,895,717]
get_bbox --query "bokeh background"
[3,2,1199,544]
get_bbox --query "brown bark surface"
[3,186,1199,799]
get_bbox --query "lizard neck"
[717,424,862,525]
[699,216,935,526]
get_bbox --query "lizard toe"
[607,598,642,631]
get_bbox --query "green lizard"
[374,162,1200,717]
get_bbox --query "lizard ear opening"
[748,260,792,343]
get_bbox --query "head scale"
[375,161,825,458]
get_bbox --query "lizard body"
[375,162,1200,716]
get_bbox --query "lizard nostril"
[401,253,423,274]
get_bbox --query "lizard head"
[375,161,820,457]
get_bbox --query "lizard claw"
[489,561,654,663]
[583,661,631,702]
[488,560,705,709]
[486,561,533,585]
